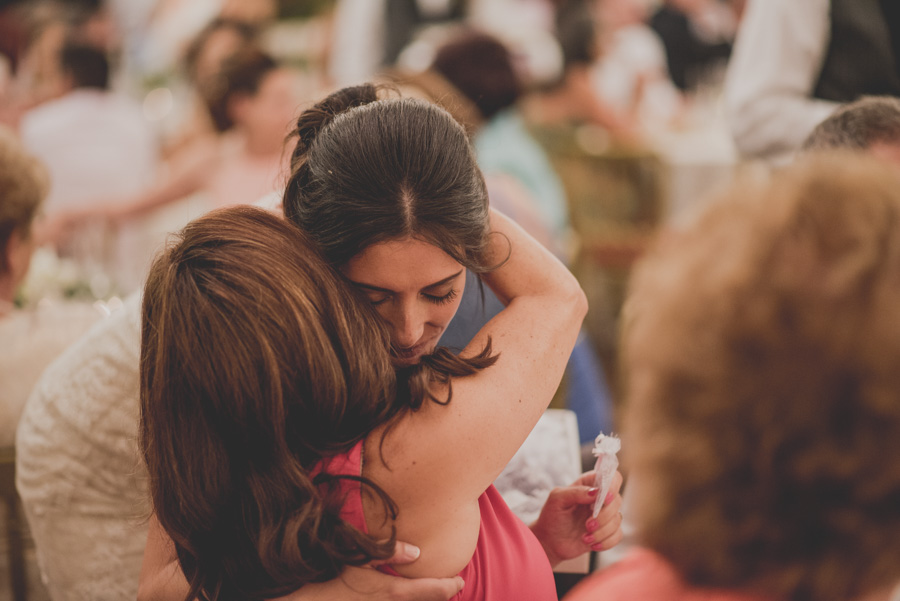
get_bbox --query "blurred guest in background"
[566,153,900,601]
[160,16,259,159]
[46,47,298,293]
[522,0,644,147]
[589,0,682,130]
[0,127,101,452]
[96,47,294,216]
[648,0,734,93]
[724,0,900,163]
[328,0,467,88]
[131,0,275,81]
[19,40,157,292]
[1,0,121,129]
[802,95,900,168]
[432,30,571,245]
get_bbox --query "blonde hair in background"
[622,152,900,601]
[0,126,48,273]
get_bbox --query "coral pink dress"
[313,440,558,600]
[564,548,775,601]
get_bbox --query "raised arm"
[369,209,587,573]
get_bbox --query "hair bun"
[293,84,380,153]
[284,84,382,221]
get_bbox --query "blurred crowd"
[0,0,743,298]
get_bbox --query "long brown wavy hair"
[140,207,495,601]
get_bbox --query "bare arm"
[370,209,587,573]
[136,514,190,601]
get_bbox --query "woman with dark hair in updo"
[138,85,624,601]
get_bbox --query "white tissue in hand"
[591,433,621,518]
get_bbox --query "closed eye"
[423,288,458,305]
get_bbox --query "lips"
[392,339,433,364]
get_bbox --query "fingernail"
[605,491,615,505]
[591,543,605,551]
[586,518,599,530]
[582,533,594,544]
[402,542,421,560]
[457,576,465,591]
[587,487,599,497]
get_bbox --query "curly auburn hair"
[621,153,900,601]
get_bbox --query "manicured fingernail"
[402,542,421,560]
[586,518,599,530]
[582,533,594,544]
[587,487,599,497]
[605,492,615,505]
[591,543,605,551]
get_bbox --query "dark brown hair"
[141,206,495,601]
[802,95,900,151]
[204,48,278,132]
[60,41,109,90]
[282,83,494,272]
[184,17,258,83]
[431,31,521,120]
[622,153,900,601]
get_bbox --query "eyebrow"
[350,269,464,294]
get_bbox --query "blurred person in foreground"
[566,152,900,601]
[801,95,900,168]
[0,126,102,452]
[723,0,900,164]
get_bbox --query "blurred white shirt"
[723,0,835,164]
[19,88,158,213]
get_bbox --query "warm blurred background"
[5,0,895,598]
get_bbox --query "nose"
[390,300,426,350]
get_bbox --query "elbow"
[564,274,589,326]
[574,285,588,324]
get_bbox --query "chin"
[393,355,421,367]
